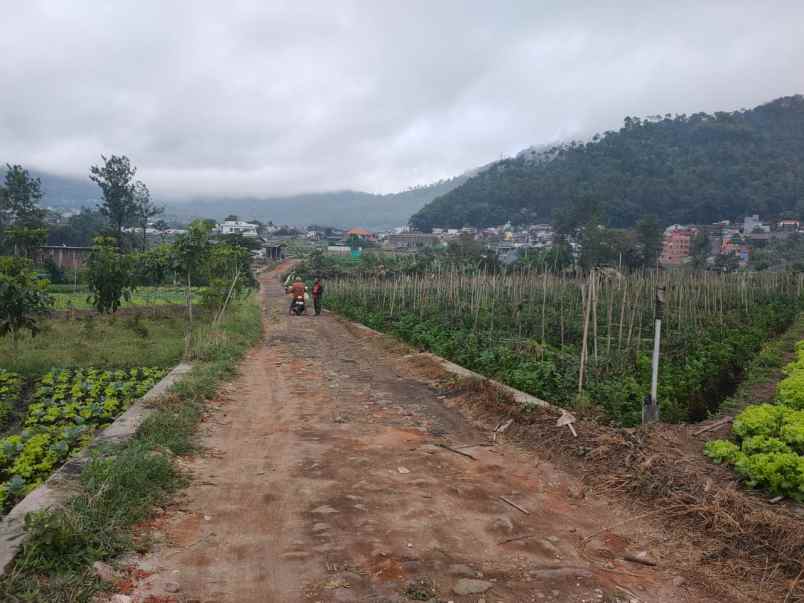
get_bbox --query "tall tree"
[690,232,711,269]
[132,180,164,250]
[89,155,138,246]
[171,220,212,357]
[1,165,47,256]
[635,215,663,267]
[86,236,135,313]
[0,257,53,351]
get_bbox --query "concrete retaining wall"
[0,362,193,575]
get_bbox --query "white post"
[644,287,665,424]
[650,318,661,404]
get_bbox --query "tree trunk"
[184,271,193,358]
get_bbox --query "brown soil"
[120,264,729,602]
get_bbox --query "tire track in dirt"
[124,263,709,602]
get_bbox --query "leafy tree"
[635,215,663,267]
[1,165,45,227]
[714,252,740,273]
[133,243,173,286]
[219,232,261,251]
[0,256,52,351]
[518,243,574,271]
[171,220,212,356]
[1,165,47,256]
[89,155,138,246]
[86,236,134,313]
[202,243,252,321]
[132,180,163,250]
[690,232,711,269]
[445,236,497,271]
[4,226,47,259]
[47,208,108,247]
[346,234,363,250]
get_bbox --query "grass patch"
[0,294,262,602]
[0,314,190,377]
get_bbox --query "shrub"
[86,237,134,313]
[0,256,53,349]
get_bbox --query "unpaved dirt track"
[128,264,708,602]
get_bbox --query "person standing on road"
[312,278,324,316]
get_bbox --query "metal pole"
[644,286,665,424]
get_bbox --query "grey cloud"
[2,0,804,199]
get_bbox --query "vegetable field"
[0,367,166,512]
[326,269,804,425]
[47,285,196,310]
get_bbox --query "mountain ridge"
[410,95,804,230]
[7,168,474,229]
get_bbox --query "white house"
[217,220,259,238]
[743,214,769,234]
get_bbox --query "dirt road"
[126,264,708,602]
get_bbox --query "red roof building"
[346,227,376,241]
[660,226,697,266]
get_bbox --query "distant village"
[41,204,802,271]
[659,215,800,268]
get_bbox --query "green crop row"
[0,370,22,429]
[705,403,804,501]
[0,367,166,512]
[777,341,804,409]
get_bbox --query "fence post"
[644,286,665,424]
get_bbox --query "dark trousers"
[313,294,322,315]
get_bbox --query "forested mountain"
[168,173,472,229]
[18,169,472,229]
[410,95,804,230]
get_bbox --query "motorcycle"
[290,295,306,315]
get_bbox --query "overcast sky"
[2,1,804,199]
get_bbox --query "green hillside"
[410,95,804,230]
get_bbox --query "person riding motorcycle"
[288,277,307,315]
